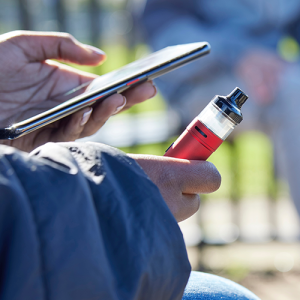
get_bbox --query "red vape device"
[164,87,248,160]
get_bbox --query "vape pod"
[164,87,248,160]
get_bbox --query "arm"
[0,141,220,299]
[0,143,190,300]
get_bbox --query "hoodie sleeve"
[0,142,190,300]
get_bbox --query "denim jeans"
[182,272,260,300]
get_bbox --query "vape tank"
[164,87,248,160]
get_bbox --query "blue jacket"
[0,142,190,300]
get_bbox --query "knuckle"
[56,32,76,48]
[177,194,200,222]
[186,194,200,215]
[85,120,106,137]
[13,30,28,36]
[158,166,177,190]
[8,30,23,38]
[7,30,27,42]
[59,32,74,41]
[65,129,82,142]
[67,127,83,141]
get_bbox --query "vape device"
[164,87,248,160]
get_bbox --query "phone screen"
[86,42,208,93]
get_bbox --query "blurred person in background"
[140,0,300,219]
[0,31,261,300]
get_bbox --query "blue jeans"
[182,272,260,300]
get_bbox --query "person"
[141,0,300,219]
[0,31,259,299]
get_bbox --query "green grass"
[209,132,273,199]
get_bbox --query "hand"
[129,154,221,222]
[0,31,156,152]
[236,49,285,105]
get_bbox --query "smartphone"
[0,42,210,140]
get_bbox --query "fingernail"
[150,83,157,99]
[80,108,93,126]
[113,96,127,115]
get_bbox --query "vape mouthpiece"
[212,87,248,124]
[227,87,248,109]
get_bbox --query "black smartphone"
[0,42,210,140]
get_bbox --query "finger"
[51,107,93,142]
[79,94,126,137]
[42,60,98,98]
[158,183,201,222]
[121,81,157,110]
[174,159,221,194]
[130,154,220,222]
[8,30,106,66]
[130,154,221,194]
[178,194,201,222]
[47,59,99,81]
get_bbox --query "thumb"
[7,30,106,66]
[130,154,221,194]
[130,154,221,222]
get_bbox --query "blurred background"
[1,0,299,299]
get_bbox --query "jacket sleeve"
[0,142,190,300]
